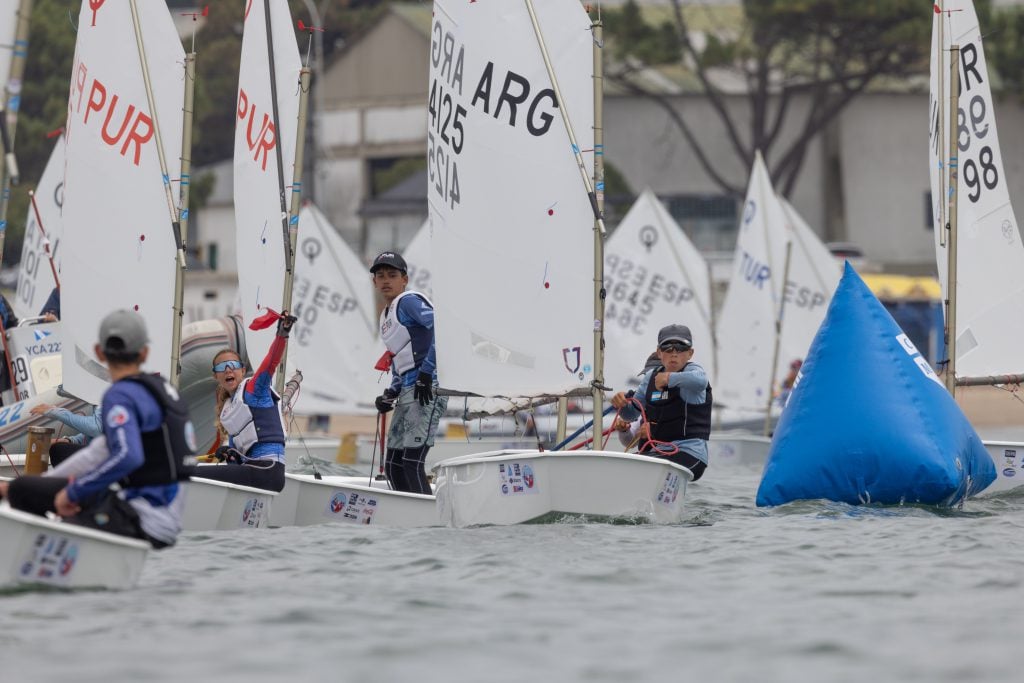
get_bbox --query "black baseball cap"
[370,251,408,274]
[657,324,692,348]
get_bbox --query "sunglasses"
[658,343,690,353]
[213,359,244,373]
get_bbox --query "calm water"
[3,460,1024,682]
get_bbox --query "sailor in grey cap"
[609,323,713,481]
[1,310,197,548]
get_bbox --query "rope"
[2,444,19,477]
[613,396,680,458]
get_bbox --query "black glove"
[276,312,298,338]
[413,372,434,406]
[375,390,398,414]
[214,446,243,464]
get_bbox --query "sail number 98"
[956,94,999,203]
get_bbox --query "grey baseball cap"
[657,324,692,348]
[98,309,149,354]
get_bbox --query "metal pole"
[936,1,947,248]
[277,64,312,392]
[299,0,326,206]
[944,44,960,397]
[0,0,34,260]
[169,50,197,388]
[262,0,295,393]
[129,0,186,382]
[763,241,793,437]
[590,11,606,445]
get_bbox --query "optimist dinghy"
[0,502,150,590]
[270,473,438,528]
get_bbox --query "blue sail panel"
[756,263,995,507]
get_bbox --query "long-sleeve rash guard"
[389,294,438,393]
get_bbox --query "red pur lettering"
[237,88,277,171]
[82,77,154,166]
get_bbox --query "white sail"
[715,154,835,412]
[603,188,715,391]
[929,1,1024,378]
[403,220,433,299]
[234,0,301,356]
[288,203,377,415]
[61,0,183,404]
[429,0,595,399]
[14,135,64,319]
[778,195,841,360]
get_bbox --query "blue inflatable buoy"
[756,263,995,507]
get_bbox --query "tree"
[604,0,943,198]
[987,4,1024,103]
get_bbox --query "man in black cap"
[610,323,713,480]
[0,310,197,547]
[370,250,447,494]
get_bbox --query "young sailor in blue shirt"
[371,251,448,495]
[0,310,197,548]
[610,324,713,481]
[198,311,297,492]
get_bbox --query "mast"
[763,240,793,436]
[275,21,313,393]
[170,19,200,388]
[590,6,606,442]
[524,0,607,442]
[944,43,959,397]
[128,0,186,384]
[0,0,33,261]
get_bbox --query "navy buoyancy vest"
[642,366,713,445]
[119,373,198,487]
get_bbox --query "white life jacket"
[380,290,434,375]
[219,379,287,455]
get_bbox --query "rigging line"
[523,0,605,233]
[128,0,180,232]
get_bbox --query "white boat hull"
[273,474,439,528]
[181,476,276,531]
[708,433,772,469]
[980,441,1024,495]
[0,503,150,590]
[433,450,692,528]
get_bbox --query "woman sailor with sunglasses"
[197,312,297,492]
[609,324,713,481]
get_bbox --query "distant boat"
[603,188,716,392]
[288,203,378,416]
[715,153,839,420]
[928,0,1024,493]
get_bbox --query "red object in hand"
[374,350,395,372]
[249,308,282,331]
